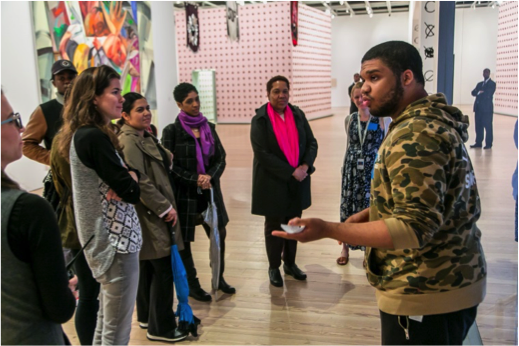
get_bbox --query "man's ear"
[51,79,57,88]
[176,101,182,109]
[402,69,414,86]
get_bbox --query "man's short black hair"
[267,75,290,94]
[173,82,198,103]
[362,41,425,86]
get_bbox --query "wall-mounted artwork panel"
[31,1,156,107]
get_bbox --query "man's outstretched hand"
[272,217,328,243]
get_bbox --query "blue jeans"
[93,252,139,345]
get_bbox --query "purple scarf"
[177,110,215,174]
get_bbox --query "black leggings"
[264,215,300,269]
[71,249,100,345]
[136,256,176,336]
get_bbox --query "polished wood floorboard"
[61,106,517,345]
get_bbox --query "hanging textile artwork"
[291,1,298,46]
[411,1,438,93]
[185,2,200,52]
[226,1,239,42]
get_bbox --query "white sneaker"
[139,322,148,329]
[146,330,188,343]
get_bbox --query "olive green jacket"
[367,94,486,316]
[50,144,81,249]
[118,124,183,260]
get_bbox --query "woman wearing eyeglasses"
[1,89,76,345]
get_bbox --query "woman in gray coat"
[118,92,187,343]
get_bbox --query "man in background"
[22,59,77,165]
[470,68,496,149]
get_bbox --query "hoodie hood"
[392,93,470,143]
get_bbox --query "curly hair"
[266,75,290,94]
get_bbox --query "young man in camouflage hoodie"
[273,41,486,345]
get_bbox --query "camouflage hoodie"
[367,93,486,316]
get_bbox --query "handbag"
[42,169,60,211]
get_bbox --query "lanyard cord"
[357,113,372,155]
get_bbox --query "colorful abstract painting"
[32,1,156,107]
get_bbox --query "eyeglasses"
[1,113,23,129]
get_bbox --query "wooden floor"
[62,106,518,345]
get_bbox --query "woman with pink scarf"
[162,83,235,302]
[250,76,318,288]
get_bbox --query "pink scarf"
[267,103,299,168]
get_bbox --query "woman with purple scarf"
[161,83,235,302]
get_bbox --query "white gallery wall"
[331,7,499,109]
[331,12,409,108]
[1,1,47,191]
[150,1,180,134]
[453,7,499,106]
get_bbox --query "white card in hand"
[281,224,305,234]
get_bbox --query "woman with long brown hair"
[1,89,76,344]
[51,75,100,345]
[55,65,142,345]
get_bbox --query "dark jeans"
[380,305,478,345]
[179,220,227,289]
[474,111,493,147]
[264,215,301,269]
[136,256,177,336]
[71,249,100,345]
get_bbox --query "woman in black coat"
[162,83,235,302]
[250,75,318,287]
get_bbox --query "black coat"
[250,103,318,217]
[471,78,496,114]
[161,119,229,242]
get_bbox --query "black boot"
[189,286,212,302]
[180,245,212,302]
[218,277,236,294]
[268,268,283,287]
[283,263,307,280]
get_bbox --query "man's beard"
[369,79,404,118]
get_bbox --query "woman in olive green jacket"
[117,92,187,343]
[50,80,100,345]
